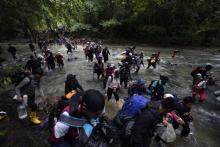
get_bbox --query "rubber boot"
[29,111,41,125]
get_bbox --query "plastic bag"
[161,123,176,142]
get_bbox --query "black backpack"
[85,119,123,147]
[11,70,30,86]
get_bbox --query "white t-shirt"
[54,112,70,138]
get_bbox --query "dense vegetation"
[0,0,220,46]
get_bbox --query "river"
[0,42,220,147]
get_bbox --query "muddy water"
[0,43,220,147]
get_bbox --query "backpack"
[148,80,158,90]
[11,70,30,86]
[32,59,44,75]
[149,80,165,94]
[121,95,148,117]
[113,95,149,139]
[49,91,82,127]
[86,119,123,147]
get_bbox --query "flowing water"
[0,42,220,147]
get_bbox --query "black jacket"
[175,102,192,122]
[130,102,162,147]
[65,79,84,94]
[119,66,130,79]
[25,59,35,71]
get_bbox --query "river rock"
[216,96,220,102]
[214,90,220,96]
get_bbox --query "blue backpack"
[121,95,148,117]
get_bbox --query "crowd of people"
[6,38,215,147]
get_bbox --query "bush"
[70,23,92,36]
[137,25,167,42]
[100,19,121,29]
[100,19,122,37]
[0,64,23,88]
[169,31,194,45]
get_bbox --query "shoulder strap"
[59,113,87,128]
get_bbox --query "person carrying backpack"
[192,73,207,102]
[103,63,115,89]
[55,52,64,68]
[134,52,145,73]
[148,75,169,101]
[124,52,133,66]
[112,95,149,147]
[105,70,121,102]
[93,57,104,79]
[146,52,160,69]
[128,79,148,96]
[191,64,213,85]
[121,95,148,118]
[102,47,111,63]
[25,55,35,72]
[7,44,17,60]
[171,96,194,138]
[119,62,131,88]
[88,47,94,62]
[83,46,90,60]
[15,70,42,125]
[66,43,73,54]
[65,74,84,95]
[29,43,36,56]
[129,98,175,147]
[46,50,56,71]
[48,89,105,147]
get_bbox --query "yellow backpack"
[66,90,77,99]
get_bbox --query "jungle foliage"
[0,0,220,46]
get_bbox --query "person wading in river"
[129,98,175,147]
[93,56,104,79]
[105,70,121,102]
[192,73,207,102]
[102,47,111,63]
[15,70,43,125]
[7,44,17,60]
[147,52,160,69]
[55,52,64,68]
